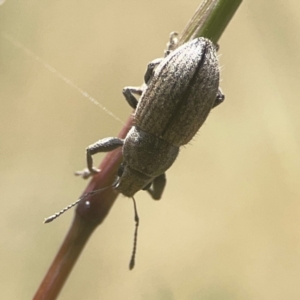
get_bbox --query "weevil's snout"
[115,164,152,197]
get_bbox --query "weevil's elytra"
[76,35,224,200]
[135,38,219,146]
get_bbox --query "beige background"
[0,0,299,299]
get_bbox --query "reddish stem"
[33,115,133,300]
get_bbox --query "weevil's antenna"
[44,186,111,223]
[44,198,81,223]
[129,196,140,270]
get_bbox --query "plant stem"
[179,0,242,45]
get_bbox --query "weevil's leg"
[164,32,179,57]
[144,32,179,84]
[123,32,178,110]
[147,173,166,200]
[212,88,225,109]
[124,86,143,96]
[144,58,162,84]
[75,137,124,179]
[123,57,163,109]
[122,87,143,109]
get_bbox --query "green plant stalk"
[179,0,242,45]
[33,0,242,299]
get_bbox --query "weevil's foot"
[74,167,100,179]
[169,32,178,42]
[165,32,179,57]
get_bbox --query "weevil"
[76,33,224,199]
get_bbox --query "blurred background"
[0,0,299,299]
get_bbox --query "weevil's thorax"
[114,165,152,197]
[116,126,179,197]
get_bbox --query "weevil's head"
[114,163,153,197]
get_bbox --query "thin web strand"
[1,32,124,125]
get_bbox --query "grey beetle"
[76,35,224,200]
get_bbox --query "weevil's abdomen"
[134,38,220,146]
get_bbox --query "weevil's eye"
[117,163,125,177]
